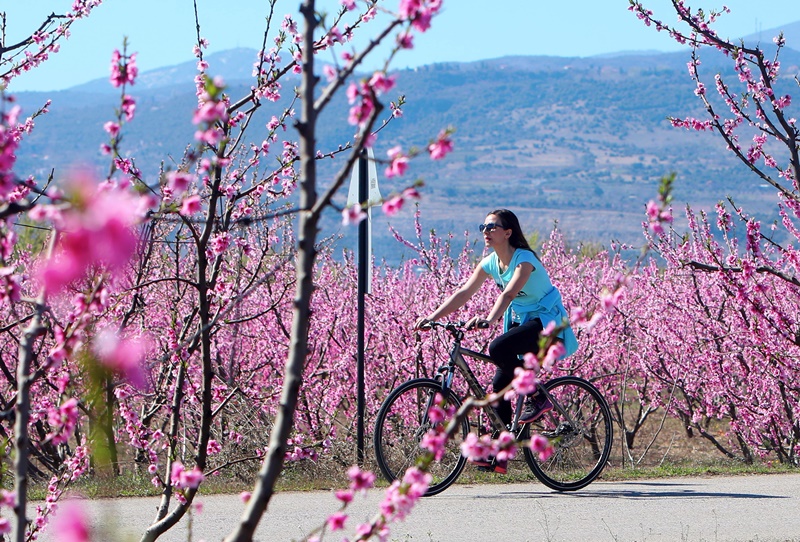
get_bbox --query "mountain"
[12,23,800,259]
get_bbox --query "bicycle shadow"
[459,480,789,501]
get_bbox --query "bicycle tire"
[373,378,468,497]
[521,376,613,491]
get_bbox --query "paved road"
[38,473,800,542]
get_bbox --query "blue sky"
[5,0,800,92]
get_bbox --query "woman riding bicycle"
[414,209,578,469]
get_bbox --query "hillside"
[12,32,800,257]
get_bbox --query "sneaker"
[519,392,553,424]
[468,456,508,474]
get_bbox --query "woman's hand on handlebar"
[414,317,434,330]
[465,316,490,330]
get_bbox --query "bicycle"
[373,321,613,496]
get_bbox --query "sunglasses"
[479,222,505,233]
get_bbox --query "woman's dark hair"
[489,208,534,252]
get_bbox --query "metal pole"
[356,149,368,466]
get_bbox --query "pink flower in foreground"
[0,517,9,535]
[239,491,252,503]
[171,461,205,489]
[167,171,195,195]
[342,203,367,226]
[428,130,453,160]
[327,512,347,531]
[382,195,404,216]
[335,489,354,504]
[397,31,414,49]
[420,429,447,460]
[509,366,538,396]
[103,121,120,137]
[542,342,566,370]
[530,433,553,461]
[110,49,138,87]
[51,501,90,542]
[459,433,492,461]
[193,100,228,125]
[347,465,376,493]
[369,71,396,94]
[384,146,409,178]
[92,328,150,389]
[37,175,141,294]
[180,195,202,216]
[180,467,205,489]
[121,94,136,121]
[523,351,540,371]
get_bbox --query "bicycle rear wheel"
[373,378,468,496]
[521,376,612,491]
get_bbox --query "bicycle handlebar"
[418,320,489,332]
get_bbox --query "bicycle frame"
[438,327,571,436]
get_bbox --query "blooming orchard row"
[1,0,798,540]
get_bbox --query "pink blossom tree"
[628,0,800,463]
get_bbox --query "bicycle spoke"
[374,379,468,496]
[522,376,612,491]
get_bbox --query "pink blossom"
[167,171,195,194]
[121,94,136,121]
[0,517,9,534]
[207,440,222,455]
[420,429,447,460]
[530,434,553,461]
[327,512,347,531]
[335,489,354,504]
[193,100,229,125]
[347,465,376,493]
[92,329,150,389]
[523,351,540,371]
[171,461,205,489]
[428,130,453,160]
[110,50,137,87]
[103,121,120,137]
[402,187,420,201]
[37,175,141,294]
[47,397,79,444]
[397,31,414,49]
[542,342,566,370]
[459,433,492,461]
[208,232,232,257]
[385,146,409,178]
[240,491,252,503]
[368,71,395,94]
[181,467,204,488]
[51,501,90,542]
[510,366,538,396]
[342,204,367,226]
[382,195,405,216]
[645,200,660,221]
[180,195,202,216]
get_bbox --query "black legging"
[487,318,543,425]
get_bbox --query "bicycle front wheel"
[373,378,468,496]
[521,376,612,491]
